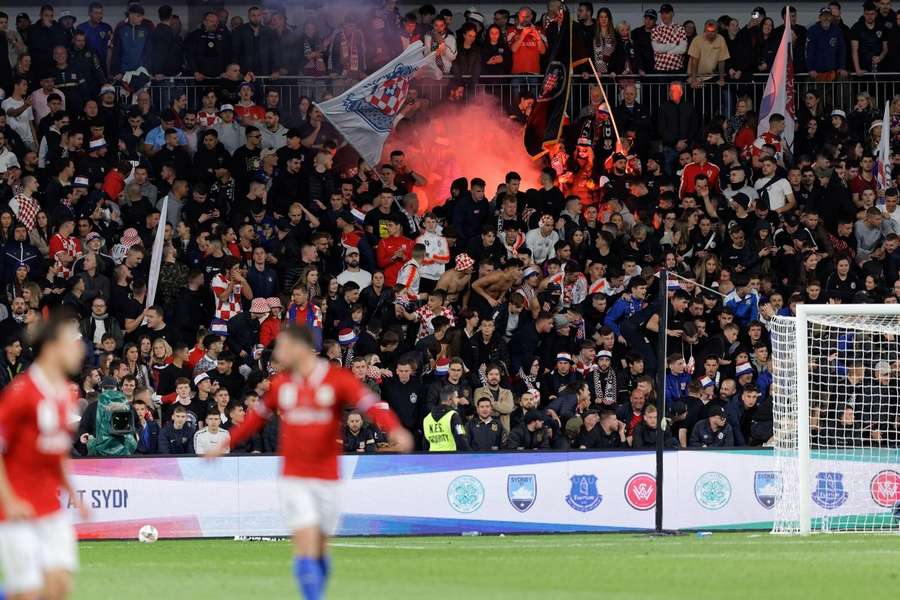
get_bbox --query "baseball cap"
[708,405,727,420]
[218,104,235,113]
[731,192,751,210]
[345,246,360,256]
[556,352,574,363]
[644,8,658,19]
[704,20,717,32]
[819,6,833,15]
[830,109,847,119]
[783,213,800,227]
[59,10,75,22]
[751,6,766,18]
[524,410,544,425]
[100,84,116,96]
[193,372,210,386]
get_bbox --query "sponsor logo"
[811,472,848,509]
[507,474,537,512]
[870,470,900,508]
[565,474,603,512]
[754,471,781,509]
[447,475,484,514]
[624,473,656,511]
[695,472,732,510]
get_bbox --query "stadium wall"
[65,450,897,539]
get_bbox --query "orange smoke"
[382,98,543,213]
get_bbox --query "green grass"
[73,533,900,600]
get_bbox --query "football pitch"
[72,532,900,599]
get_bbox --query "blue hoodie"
[111,21,153,74]
[805,22,847,73]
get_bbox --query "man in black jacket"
[507,410,551,449]
[466,397,505,450]
[149,5,184,77]
[226,298,268,362]
[231,6,279,78]
[381,357,425,444]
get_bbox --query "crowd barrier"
[147,73,900,124]
[63,449,898,539]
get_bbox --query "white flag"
[757,9,795,151]
[876,101,892,190]
[146,195,168,308]
[315,41,439,166]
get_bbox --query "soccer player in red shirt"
[0,310,90,600]
[207,325,413,600]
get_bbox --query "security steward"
[466,397,506,450]
[423,385,470,451]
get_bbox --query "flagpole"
[586,58,623,148]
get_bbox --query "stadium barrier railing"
[145,72,900,123]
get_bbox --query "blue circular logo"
[695,472,732,510]
[447,475,485,513]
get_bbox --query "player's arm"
[0,395,33,519]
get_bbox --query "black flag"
[524,10,574,159]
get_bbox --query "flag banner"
[315,42,439,166]
[758,9,795,150]
[524,10,573,159]
[146,195,168,308]
[876,101,892,190]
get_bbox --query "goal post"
[770,304,900,535]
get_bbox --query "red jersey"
[376,235,414,286]
[679,161,721,198]
[0,368,77,520]
[234,104,265,124]
[228,360,400,480]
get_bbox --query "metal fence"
[146,73,900,124]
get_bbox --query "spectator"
[689,405,734,447]
[466,396,506,450]
[650,4,687,75]
[686,20,728,88]
[806,7,848,80]
[851,1,888,75]
[193,411,230,455]
[185,12,231,80]
[110,4,153,77]
[158,405,195,453]
[149,5,183,77]
[507,409,551,449]
[231,6,279,78]
[342,410,382,453]
[507,7,544,74]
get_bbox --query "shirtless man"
[436,253,474,306]
[470,259,524,317]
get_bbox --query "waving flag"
[876,101,892,190]
[316,42,439,166]
[757,9,795,151]
[525,10,574,158]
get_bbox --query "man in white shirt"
[525,214,560,263]
[194,412,231,455]
[336,247,372,289]
[0,131,19,172]
[754,156,795,214]
[883,188,900,231]
[1,76,36,150]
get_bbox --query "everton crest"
[565,474,602,512]
[812,472,848,509]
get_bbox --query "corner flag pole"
[655,269,669,534]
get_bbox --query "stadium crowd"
[0,1,898,456]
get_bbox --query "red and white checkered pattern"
[48,234,81,280]
[211,273,243,322]
[367,76,410,116]
[11,193,39,232]
[651,23,687,72]
[197,111,220,128]
[415,305,456,342]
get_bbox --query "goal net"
[770,307,900,535]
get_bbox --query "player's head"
[29,307,85,375]
[274,324,317,368]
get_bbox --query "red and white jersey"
[0,367,77,520]
[751,132,783,161]
[396,259,422,298]
[414,304,456,341]
[48,234,82,280]
[211,273,243,321]
[197,110,220,128]
[228,361,400,480]
[416,231,449,280]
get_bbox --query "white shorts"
[0,511,78,594]
[279,477,341,535]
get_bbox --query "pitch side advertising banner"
[65,450,900,539]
